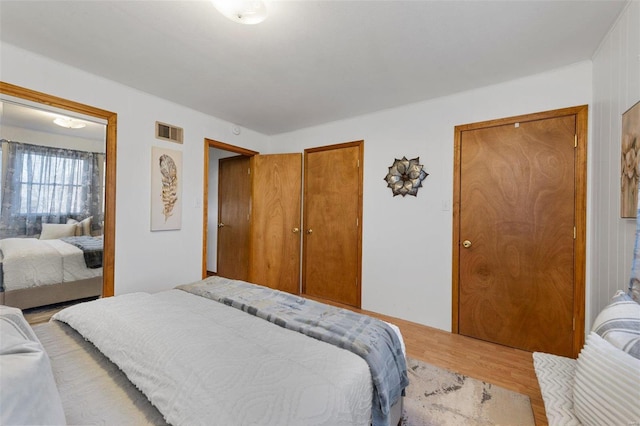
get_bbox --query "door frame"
[302,140,364,308]
[451,105,588,357]
[0,81,117,298]
[202,138,258,279]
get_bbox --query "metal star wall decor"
[384,156,429,197]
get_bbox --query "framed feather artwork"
[621,100,640,218]
[151,146,183,231]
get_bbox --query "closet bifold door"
[248,153,302,294]
[302,141,363,308]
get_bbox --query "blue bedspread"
[177,276,409,426]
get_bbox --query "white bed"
[0,237,102,309]
[3,278,407,426]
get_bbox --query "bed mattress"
[0,238,101,291]
[33,320,167,425]
[42,290,375,425]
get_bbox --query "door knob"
[292,228,300,233]
[218,222,225,228]
[462,240,472,248]
[306,229,313,234]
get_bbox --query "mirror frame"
[0,81,117,297]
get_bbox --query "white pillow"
[0,306,66,425]
[66,218,82,236]
[40,223,77,240]
[78,216,93,236]
[573,332,640,426]
[591,293,640,359]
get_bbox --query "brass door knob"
[462,240,472,248]
[292,228,300,233]
[306,229,313,234]
[218,222,225,228]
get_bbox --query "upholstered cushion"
[40,223,76,240]
[573,332,640,426]
[0,305,66,425]
[591,291,640,359]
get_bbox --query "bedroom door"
[217,156,251,281]
[248,153,302,294]
[302,141,363,307]
[453,106,587,358]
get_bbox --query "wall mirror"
[0,82,116,310]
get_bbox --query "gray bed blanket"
[60,236,103,268]
[177,276,409,426]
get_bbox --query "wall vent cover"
[155,121,183,144]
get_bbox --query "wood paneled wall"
[590,2,640,326]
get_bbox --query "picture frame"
[621,101,640,218]
[151,146,182,230]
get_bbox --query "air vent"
[155,121,183,144]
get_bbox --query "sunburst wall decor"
[384,156,429,197]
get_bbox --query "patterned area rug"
[401,357,535,426]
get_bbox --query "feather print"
[159,154,178,222]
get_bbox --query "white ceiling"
[0,0,627,135]
[0,100,106,142]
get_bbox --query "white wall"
[2,38,617,333]
[590,2,640,325]
[270,61,593,331]
[0,42,270,295]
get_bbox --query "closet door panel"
[249,153,302,294]
[303,142,363,307]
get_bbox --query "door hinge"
[574,226,576,239]
[357,159,360,168]
[356,217,359,227]
[574,134,577,148]
[248,168,251,175]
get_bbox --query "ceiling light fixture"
[53,117,86,129]
[211,0,268,25]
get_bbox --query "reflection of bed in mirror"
[0,98,107,309]
[0,232,103,309]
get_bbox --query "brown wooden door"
[454,107,587,357]
[303,142,363,307]
[248,153,302,294]
[217,156,251,281]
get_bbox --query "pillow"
[591,291,640,359]
[573,332,640,426]
[0,306,66,425]
[66,218,82,236]
[78,216,93,236]
[40,223,77,240]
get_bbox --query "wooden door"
[217,156,251,281]
[249,153,302,294]
[453,106,587,357]
[303,141,363,307]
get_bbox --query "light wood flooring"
[25,295,548,426]
[23,297,97,325]
[306,295,548,426]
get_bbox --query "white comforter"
[53,290,373,426]
[0,238,101,291]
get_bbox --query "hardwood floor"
[306,295,548,426]
[25,293,548,425]
[23,297,97,325]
